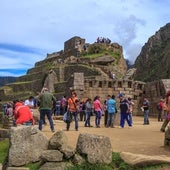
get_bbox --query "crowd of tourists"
[96,37,111,44]
[2,88,170,133]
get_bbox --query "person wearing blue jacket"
[106,95,116,128]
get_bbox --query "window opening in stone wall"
[128,81,132,88]
[108,81,112,88]
[89,81,93,87]
[137,84,142,90]
[118,81,122,88]
[134,95,137,100]
[139,93,143,97]
[99,81,102,88]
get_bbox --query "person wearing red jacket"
[14,101,34,125]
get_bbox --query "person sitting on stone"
[24,96,35,109]
[14,101,34,126]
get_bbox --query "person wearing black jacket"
[119,95,132,128]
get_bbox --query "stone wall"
[71,76,145,116]
[5,128,112,169]
[143,79,170,117]
[64,36,85,54]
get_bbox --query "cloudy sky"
[0,0,169,77]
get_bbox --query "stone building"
[64,36,86,57]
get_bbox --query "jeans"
[144,109,149,124]
[55,105,60,116]
[120,112,132,128]
[158,110,163,121]
[104,110,108,126]
[85,111,91,126]
[107,113,115,127]
[66,111,78,130]
[95,110,101,127]
[61,106,67,115]
[39,109,54,131]
[128,112,133,124]
[80,110,86,121]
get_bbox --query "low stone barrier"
[3,126,170,169]
[5,127,113,170]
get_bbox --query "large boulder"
[40,150,63,162]
[120,152,170,167]
[8,125,49,166]
[49,130,76,159]
[76,133,112,164]
[59,144,76,159]
[48,130,68,149]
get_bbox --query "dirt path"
[42,116,170,156]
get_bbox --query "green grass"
[0,139,9,164]
[25,162,41,170]
[81,51,120,59]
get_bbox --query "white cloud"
[0,0,170,76]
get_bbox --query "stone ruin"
[0,36,170,119]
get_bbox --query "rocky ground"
[42,115,170,156]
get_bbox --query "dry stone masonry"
[5,126,113,169]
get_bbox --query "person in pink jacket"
[93,96,102,128]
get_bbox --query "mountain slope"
[0,77,17,86]
[134,23,170,82]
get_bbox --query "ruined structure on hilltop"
[0,36,170,117]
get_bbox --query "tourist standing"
[142,98,150,125]
[119,95,132,128]
[106,95,116,128]
[84,98,93,127]
[93,96,102,128]
[60,96,67,115]
[38,88,56,132]
[160,91,170,132]
[127,97,134,125]
[79,101,86,121]
[157,98,165,122]
[104,99,108,126]
[55,99,61,116]
[66,91,79,131]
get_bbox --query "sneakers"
[51,129,55,133]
